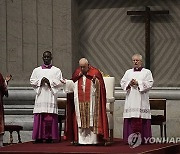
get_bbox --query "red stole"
[77,77,91,129]
[78,77,91,103]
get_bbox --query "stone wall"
[0,0,73,86]
[1,0,180,87]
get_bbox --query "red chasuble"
[0,73,8,135]
[64,66,109,142]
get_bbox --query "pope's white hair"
[79,58,89,64]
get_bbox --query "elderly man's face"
[132,55,142,68]
[79,62,89,75]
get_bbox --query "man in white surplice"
[30,51,65,143]
[120,53,154,144]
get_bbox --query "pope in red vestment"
[64,58,109,145]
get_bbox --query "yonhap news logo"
[128,132,142,148]
[128,133,180,148]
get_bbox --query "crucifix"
[127,7,169,69]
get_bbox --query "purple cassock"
[32,113,59,141]
[123,118,152,144]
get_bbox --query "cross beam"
[127,7,169,69]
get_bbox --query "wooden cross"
[127,7,169,69]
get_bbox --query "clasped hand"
[91,75,96,83]
[40,77,50,88]
[129,79,138,87]
[79,72,96,83]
